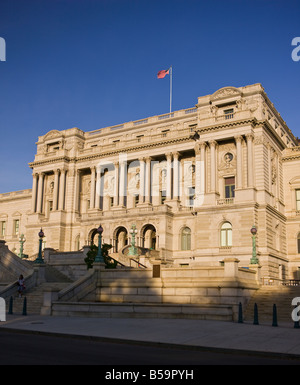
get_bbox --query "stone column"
[31,173,38,213]
[119,160,126,207]
[53,169,59,211]
[90,166,96,209]
[209,140,217,192]
[246,134,254,188]
[235,136,243,189]
[113,162,119,207]
[173,152,180,201]
[194,144,201,202]
[58,169,66,210]
[36,173,45,214]
[74,169,81,212]
[139,157,145,204]
[145,157,152,204]
[200,142,206,195]
[166,153,172,200]
[95,166,101,209]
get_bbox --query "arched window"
[75,234,80,251]
[297,233,300,254]
[220,222,232,247]
[181,227,191,250]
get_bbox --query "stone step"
[51,301,234,321]
[5,282,71,315]
[244,286,300,322]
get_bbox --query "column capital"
[246,133,254,141]
[166,152,172,161]
[234,135,243,143]
[208,140,217,147]
[172,151,180,159]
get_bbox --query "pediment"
[211,86,242,101]
[43,130,63,142]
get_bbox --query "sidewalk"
[1,314,300,359]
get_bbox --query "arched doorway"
[141,224,157,250]
[114,226,128,253]
[88,228,98,246]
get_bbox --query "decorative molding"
[210,86,242,101]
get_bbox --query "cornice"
[198,117,257,134]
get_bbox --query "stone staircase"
[6,282,71,315]
[244,285,300,323]
[4,264,73,316]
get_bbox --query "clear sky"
[0,0,299,193]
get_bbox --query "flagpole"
[169,66,172,113]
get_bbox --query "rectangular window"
[135,195,139,207]
[14,219,19,235]
[1,221,6,236]
[225,177,235,198]
[161,190,166,204]
[224,108,234,119]
[188,186,195,206]
[296,189,300,211]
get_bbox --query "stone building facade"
[1,83,300,281]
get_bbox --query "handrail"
[107,254,126,268]
[130,258,147,268]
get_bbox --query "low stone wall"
[45,257,260,321]
[43,247,90,281]
[97,259,259,310]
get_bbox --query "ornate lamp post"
[95,224,104,263]
[128,224,138,256]
[18,234,26,258]
[250,225,259,264]
[35,228,45,264]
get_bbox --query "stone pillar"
[139,157,145,204]
[36,173,45,214]
[173,152,180,201]
[119,160,126,207]
[209,140,217,192]
[90,166,96,209]
[58,169,66,210]
[166,153,172,200]
[246,133,254,188]
[95,166,101,209]
[235,136,243,190]
[200,142,206,195]
[194,144,201,203]
[145,157,152,204]
[74,169,81,212]
[113,162,119,207]
[53,169,59,211]
[31,173,38,213]
[224,258,240,278]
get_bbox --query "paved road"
[0,329,299,366]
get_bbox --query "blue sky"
[0,0,299,193]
